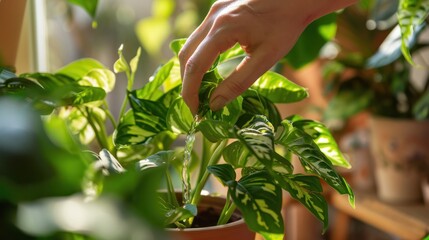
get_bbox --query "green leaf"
[97,149,125,174]
[218,43,246,63]
[167,97,194,134]
[413,90,429,120]
[56,58,105,81]
[251,71,309,104]
[197,70,223,116]
[197,119,234,142]
[235,115,276,168]
[285,13,337,69]
[233,171,284,240]
[136,59,175,100]
[207,164,237,187]
[274,174,329,231]
[164,206,196,226]
[0,77,54,114]
[275,120,354,206]
[170,38,186,56]
[136,150,176,170]
[128,91,169,136]
[114,110,154,146]
[60,106,105,144]
[130,47,142,75]
[67,0,98,19]
[222,141,260,169]
[291,117,351,168]
[324,83,373,122]
[114,44,130,74]
[397,0,429,64]
[241,93,281,129]
[79,69,116,93]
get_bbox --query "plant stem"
[118,71,133,120]
[103,101,117,128]
[81,107,112,153]
[217,194,237,225]
[190,139,228,206]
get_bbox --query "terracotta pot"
[369,116,429,204]
[166,194,255,240]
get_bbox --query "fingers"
[209,48,280,111]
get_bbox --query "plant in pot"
[108,39,355,239]
[323,0,429,204]
[1,37,355,239]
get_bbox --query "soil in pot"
[166,194,255,240]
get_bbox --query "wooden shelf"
[330,190,429,240]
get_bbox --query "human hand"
[179,0,357,115]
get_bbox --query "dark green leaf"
[235,115,276,168]
[222,141,261,169]
[324,83,373,122]
[207,164,237,187]
[274,174,328,231]
[233,171,284,240]
[241,93,281,128]
[291,118,351,168]
[128,91,169,134]
[413,90,429,120]
[275,120,355,206]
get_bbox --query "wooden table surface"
[331,190,429,240]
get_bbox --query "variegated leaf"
[197,120,234,142]
[136,59,176,101]
[236,115,275,168]
[208,165,284,240]
[398,0,429,63]
[222,141,261,169]
[274,173,328,231]
[276,120,355,206]
[167,97,194,134]
[233,171,284,240]
[128,91,169,134]
[289,117,351,168]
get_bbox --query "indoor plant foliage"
[0,39,354,239]
[323,0,429,123]
[112,39,354,239]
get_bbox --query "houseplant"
[1,37,354,239]
[323,0,429,203]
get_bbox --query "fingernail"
[210,95,227,111]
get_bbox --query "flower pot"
[369,116,429,204]
[166,194,255,240]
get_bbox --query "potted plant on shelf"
[1,37,354,239]
[323,0,429,204]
